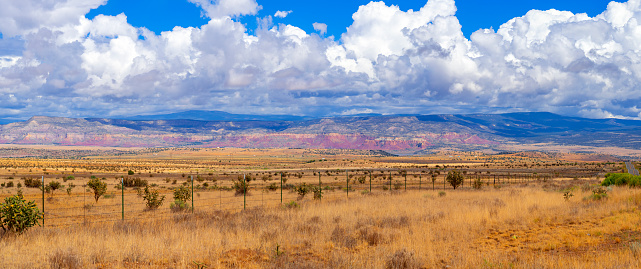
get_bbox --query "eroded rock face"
[14,111,637,151]
[0,115,502,151]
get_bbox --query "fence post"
[389,171,392,192]
[191,175,194,213]
[41,176,44,227]
[243,174,246,210]
[280,172,283,204]
[404,173,407,191]
[318,172,322,201]
[419,175,421,190]
[346,170,349,198]
[369,171,372,193]
[121,177,124,220]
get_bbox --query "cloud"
[274,10,292,18]
[312,22,327,35]
[0,0,106,37]
[3,0,641,120]
[188,0,261,18]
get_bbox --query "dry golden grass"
[1,180,640,268]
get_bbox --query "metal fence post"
[121,177,124,220]
[191,175,194,213]
[389,171,392,192]
[346,170,349,198]
[280,172,283,204]
[318,172,322,202]
[404,173,407,191]
[369,171,372,193]
[42,176,44,227]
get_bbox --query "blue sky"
[0,0,640,121]
[86,0,612,38]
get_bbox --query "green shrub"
[446,170,464,189]
[283,201,299,209]
[584,187,608,201]
[87,178,107,203]
[173,185,191,203]
[128,170,135,175]
[66,183,75,195]
[137,186,165,210]
[602,173,641,187]
[170,199,189,212]
[0,192,43,234]
[312,186,322,200]
[295,183,310,198]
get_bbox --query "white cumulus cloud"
[2,0,641,120]
[312,22,327,35]
[274,10,292,18]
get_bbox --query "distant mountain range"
[1,111,640,154]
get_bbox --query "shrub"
[233,177,249,196]
[128,170,135,175]
[0,192,43,234]
[173,185,191,203]
[5,181,13,188]
[23,177,42,188]
[48,181,62,194]
[137,186,165,210]
[267,183,279,191]
[170,200,189,212]
[123,177,148,188]
[602,173,641,187]
[438,191,446,197]
[48,248,81,269]
[283,201,299,209]
[87,178,107,203]
[385,249,423,269]
[446,170,464,189]
[472,177,483,190]
[584,187,608,201]
[312,186,323,200]
[295,183,310,198]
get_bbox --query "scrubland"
[1,180,640,268]
[0,148,636,268]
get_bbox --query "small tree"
[0,191,43,234]
[87,178,107,203]
[446,170,464,190]
[138,186,165,210]
[48,181,62,195]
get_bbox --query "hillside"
[0,112,640,153]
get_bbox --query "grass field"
[0,148,637,268]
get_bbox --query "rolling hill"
[0,112,640,154]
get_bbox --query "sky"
[0,0,637,121]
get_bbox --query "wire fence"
[0,170,560,228]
